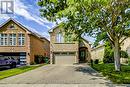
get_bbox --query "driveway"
[0,64,111,84]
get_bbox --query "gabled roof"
[91,44,105,51]
[49,23,91,44]
[0,18,49,42]
[48,25,60,33]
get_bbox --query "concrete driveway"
[0,64,111,84]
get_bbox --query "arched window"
[56,32,64,43]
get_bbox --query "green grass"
[92,63,130,84]
[0,64,46,80]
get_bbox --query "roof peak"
[0,18,49,42]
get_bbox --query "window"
[0,34,8,46]
[56,32,64,43]
[9,34,16,46]
[8,24,15,29]
[18,33,25,46]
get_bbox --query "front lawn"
[92,63,130,84]
[0,64,45,80]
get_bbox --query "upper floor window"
[9,34,16,46]
[56,32,64,43]
[18,33,25,46]
[0,34,8,46]
[8,24,15,29]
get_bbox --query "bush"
[30,62,36,65]
[94,59,99,64]
[34,55,49,64]
[90,59,93,67]
[128,57,130,65]
[43,57,50,64]
[120,50,128,58]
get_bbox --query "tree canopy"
[38,0,130,71]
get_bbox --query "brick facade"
[0,19,50,65]
[49,26,91,64]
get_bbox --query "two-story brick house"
[49,26,91,65]
[0,18,50,65]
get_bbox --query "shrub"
[94,59,99,64]
[34,55,44,64]
[128,57,130,65]
[120,50,128,58]
[43,57,50,64]
[30,62,36,65]
[90,59,93,67]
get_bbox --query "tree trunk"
[114,39,121,71]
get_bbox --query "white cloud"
[0,0,54,40]
[24,25,50,40]
[0,0,55,29]
[13,0,52,29]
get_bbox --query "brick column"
[50,51,53,64]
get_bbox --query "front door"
[79,49,86,63]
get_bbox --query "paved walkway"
[0,64,112,86]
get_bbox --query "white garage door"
[54,52,76,65]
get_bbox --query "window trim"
[18,33,25,46]
[9,33,16,46]
[56,32,64,43]
[0,33,8,46]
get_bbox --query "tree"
[38,0,130,71]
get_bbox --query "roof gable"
[0,18,49,42]
[0,18,32,33]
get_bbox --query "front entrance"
[79,47,87,63]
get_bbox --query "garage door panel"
[54,52,76,65]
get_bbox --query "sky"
[0,0,95,43]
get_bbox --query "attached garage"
[54,52,76,65]
[0,52,26,65]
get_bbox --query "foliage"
[103,41,128,63]
[120,50,128,58]
[30,62,36,65]
[90,59,93,67]
[94,59,99,64]
[0,64,45,80]
[38,0,130,71]
[128,57,130,65]
[103,41,114,63]
[34,55,49,64]
[93,64,130,84]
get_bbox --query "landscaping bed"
[0,64,46,80]
[92,63,130,84]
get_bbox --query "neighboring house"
[120,38,130,63]
[0,18,50,65]
[121,38,130,57]
[49,26,91,65]
[91,38,130,63]
[91,45,105,61]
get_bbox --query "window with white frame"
[0,34,8,46]
[56,32,64,43]
[18,33,25,46]
[9,34,16,46]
